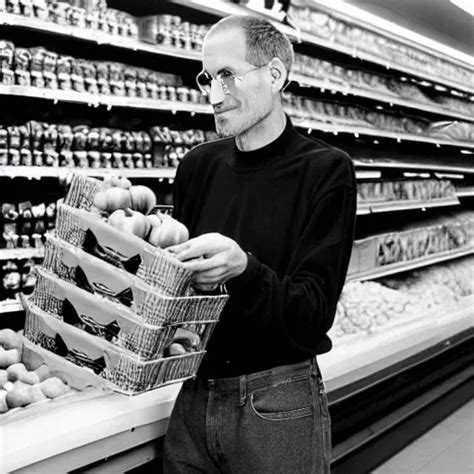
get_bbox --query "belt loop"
[239,375,247,406]
[311,356,319,379]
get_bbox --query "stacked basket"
[22,174,228,395]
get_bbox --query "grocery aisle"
[373,399,473,473]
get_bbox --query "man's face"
[202,27,274,138]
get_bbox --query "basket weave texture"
[25,173,229,394]
[24,299,206,394]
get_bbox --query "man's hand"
[167,233,248,291]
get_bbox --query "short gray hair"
[207,15,294,79]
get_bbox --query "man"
[163,14,356,473]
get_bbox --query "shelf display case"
[0,0,472,472]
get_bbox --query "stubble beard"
[214,104,271,139]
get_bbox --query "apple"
[147,213,189,248]
[167,343,187,356]
[94,187,132,213]
[130,185,157,214]
[108,208,151,239]
[147,213,163,246]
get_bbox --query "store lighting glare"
[450,0,474,16]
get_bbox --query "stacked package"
[139,15,211,51]
[292,55,474,118]
[0,40,205,103]
[2,0,139,39]
[284,93,474,142]
[0,120,217,169]
[21,175,229,395]
[349,211,474,274]
[288,0,473,88]
[357,179,457,205]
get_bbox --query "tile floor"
[372,399,473,473]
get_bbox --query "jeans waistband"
[205,358,318,397]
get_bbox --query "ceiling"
[108,0,473,58]
[342,0,474,57]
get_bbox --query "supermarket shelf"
[320,294,474,392]
[1,382,181,473]
[0,166,178,180]
[0,85,213,114]
[295,30,474,96]
[292,118,474,149]
[0,300,23,314]
[456,187,474,198]
[348,246,474,282]
[290,74,474,123]
[0,247,44,260]
[1,84,471,148]
[308,0,473,72]
[353,158,474,175]
[0,13,201,62]
[3,12,471,122]
[357,196,460,215]
[172,0,474,95]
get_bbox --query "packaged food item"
[29,47,46,88]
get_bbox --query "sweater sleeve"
[171,160,185,222]
[225,179,357,355]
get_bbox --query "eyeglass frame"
[195,63,270,96]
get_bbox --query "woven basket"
[55,204,194,294]
[137,246,194,296]
[63,174,104,211]
[23,299,206,395]
[30,268,219,359]
[42,234,134,307]
[42,235,229,324]
[133,279,228,326]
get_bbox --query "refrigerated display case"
[0,0,472,472]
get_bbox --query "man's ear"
[269,58,287,93]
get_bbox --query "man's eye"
[220,70,234,78]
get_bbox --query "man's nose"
[210,78,226,106]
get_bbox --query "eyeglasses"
[196,64,268,96]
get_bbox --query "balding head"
[205,15,294,81]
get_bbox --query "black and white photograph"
[0,0,472,472]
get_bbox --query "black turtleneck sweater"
[172,117,357,378]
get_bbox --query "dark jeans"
[163,358,331,473]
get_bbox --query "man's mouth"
[214,107,234,115]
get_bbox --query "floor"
[373,399,473,473]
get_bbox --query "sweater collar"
[228,115,297,171]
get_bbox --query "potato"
[39,377,70,399]
[0,390,8,413]
[5,381,32,408]
[6,382,47,408]
[0,348,21,368]
[26,385,48,405]
[0,329,22,351]
[167,343,187,356]
[7,363,40,385]
[0,369,8,388]
[34,364,51,382]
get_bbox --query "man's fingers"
[169,242,210,262]
[182,254,224,272]
[168,234,222,261]
[192,267,228,284]
[168,233,227,257]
